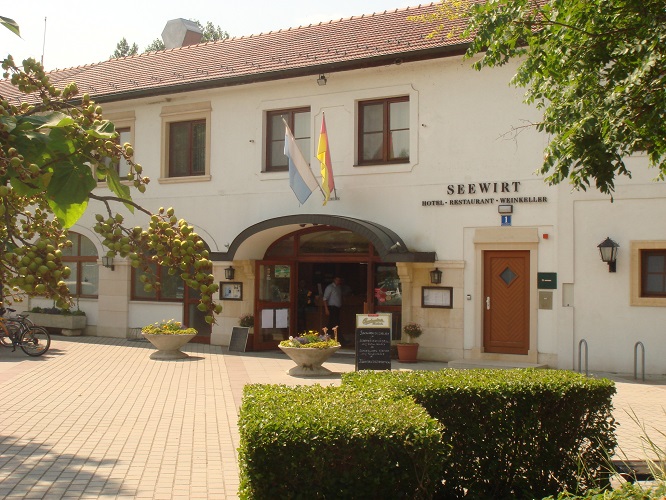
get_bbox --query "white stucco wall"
[64,53,664,375]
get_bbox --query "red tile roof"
[1,3,473,103]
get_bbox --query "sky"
[1,1,418,71]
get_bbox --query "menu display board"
[355,314,392,371]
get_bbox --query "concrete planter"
[27,312,87,336]
[142,332,197,360]
[279,345,340,376]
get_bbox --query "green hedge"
[238,384,447,499]
[342,369,617,499]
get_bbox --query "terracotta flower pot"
[142,332,197,360]
[279,345,340,376]
[397,343,419,363]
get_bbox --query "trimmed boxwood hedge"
[342,369,616,499]
[238,384,447,499]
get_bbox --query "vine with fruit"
[0,55,221,323]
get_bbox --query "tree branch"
[88,192,152,217]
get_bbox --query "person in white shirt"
[323,276,343,332]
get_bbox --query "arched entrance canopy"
[211,214,435,262]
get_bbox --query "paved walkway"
[0,337,664,499]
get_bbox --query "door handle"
[486,296,490,310]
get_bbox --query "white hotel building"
[6,5,665,376]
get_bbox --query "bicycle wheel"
[20,326,51,356]
[0,321,12,347]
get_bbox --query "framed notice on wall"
[422,286,453,309]
[220,282,243,301]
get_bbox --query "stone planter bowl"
[279,345,340,376]
[142,332,197,360]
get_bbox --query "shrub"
[30,306,85,316]
[342,369,616,499]
[238,384,447,499]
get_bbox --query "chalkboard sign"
[355,314,392,371]
[228,327,250,352]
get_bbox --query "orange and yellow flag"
[316,114,335,205]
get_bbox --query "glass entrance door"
[255,262,292,350]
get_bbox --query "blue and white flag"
[284,120,319,204]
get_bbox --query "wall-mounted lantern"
[430,267,442,285]
[101,256,115,271]
[597,237,619,273]
[224,266,235,280]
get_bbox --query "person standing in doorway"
[323,276,343,333]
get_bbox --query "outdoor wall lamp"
[224,266,235,280]
[101,256,115,271]
[317,74,327,86]
[597,237,619,273]
[430,267,443,284]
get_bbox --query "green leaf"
[105,166,135,214]
[1,16,20,37]
[86,120,117,139]
[46,162,96,227]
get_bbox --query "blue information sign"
[501,215,512,226]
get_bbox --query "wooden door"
[483,251,530,355]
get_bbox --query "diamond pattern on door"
[500,267,518,286]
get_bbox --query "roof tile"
[1,3,473,102]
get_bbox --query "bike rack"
[578,339,588,377]
[634,341,645,382]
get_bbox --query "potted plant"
[239,313,254,329]
[397,322,423,363]
[141,319,197,360]
[278,328,341,376]
[27,306,87,336]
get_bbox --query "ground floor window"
[62,232,99,298]
[630,241,666,306]
[641,250,666,297]
[132,263,184,301]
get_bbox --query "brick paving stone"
[1,337,664,499]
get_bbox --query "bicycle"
[0,308,50,356]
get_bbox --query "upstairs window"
[266,108,310,172]
[115,127,132,178]
[169,120,206,177]
[98,111,135,183]
[358,97,409,165]
[160,102,211,181]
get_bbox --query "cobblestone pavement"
[0,337,663,499]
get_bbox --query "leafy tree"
[0,55,221,322]
[111,37,138,59]
[413,0,666,195]
[144,38,165,52]
[198,20,228,42]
